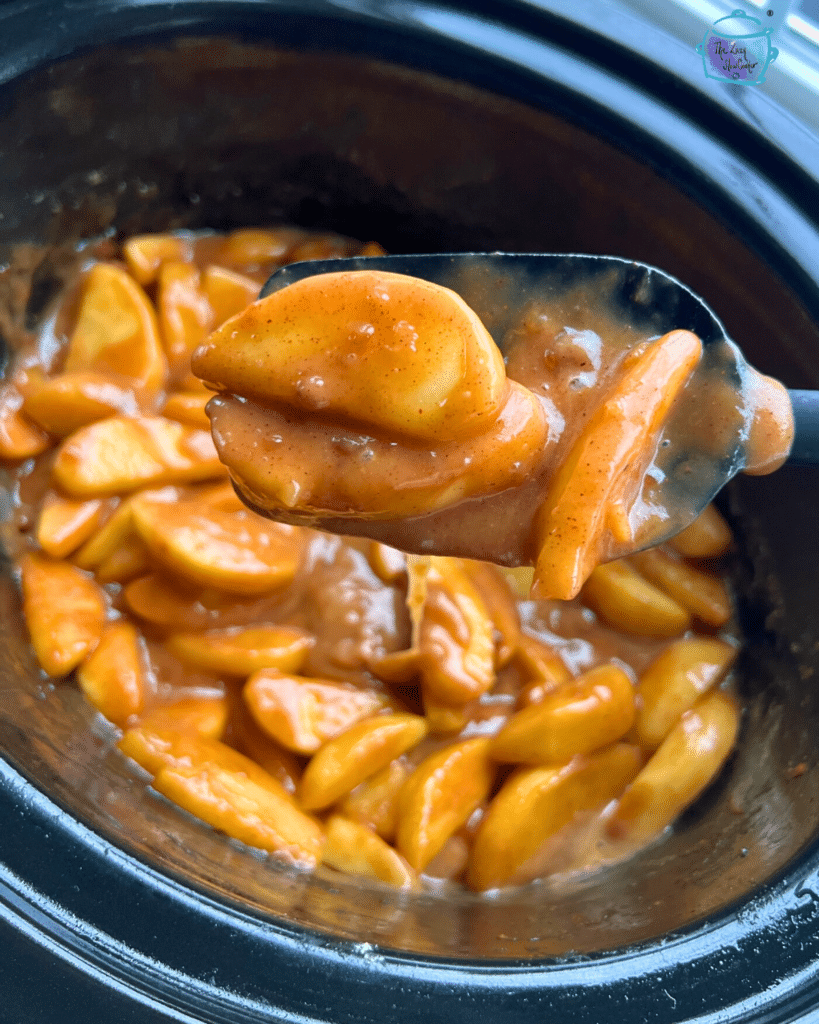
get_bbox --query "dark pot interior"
[1,5,819,1021]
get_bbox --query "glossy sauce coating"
[195,271,793,600]
[0,229,749,893]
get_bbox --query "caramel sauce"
[0,231,760,891]
[198,274,793,599]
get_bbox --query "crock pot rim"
[1,1,819,1021]
[2,0,817,334]
[2,0,817,198]
[4,752,819,1024]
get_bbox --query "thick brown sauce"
[201,274,793,600]
[0,230,751,891]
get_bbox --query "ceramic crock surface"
[0,2,818,1022]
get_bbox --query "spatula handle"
[789,390,819,466]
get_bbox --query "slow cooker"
[1,1,819,1021]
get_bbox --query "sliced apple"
[64,262,167,393]
[161,390,211,430]
[243,670,388,754]
[193,270,507,442]
[130,496,304,595]
[0,381,50,459]
[23,371,141,437]
[20,553,107,676]
[157,261,214,380]
[52,416,223,497]
[165,624,313,677]
[123,233,194,286]
[201,265,259,328]
[36,494,107,559]
[77,621,149,726]
[213,227,304,269]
